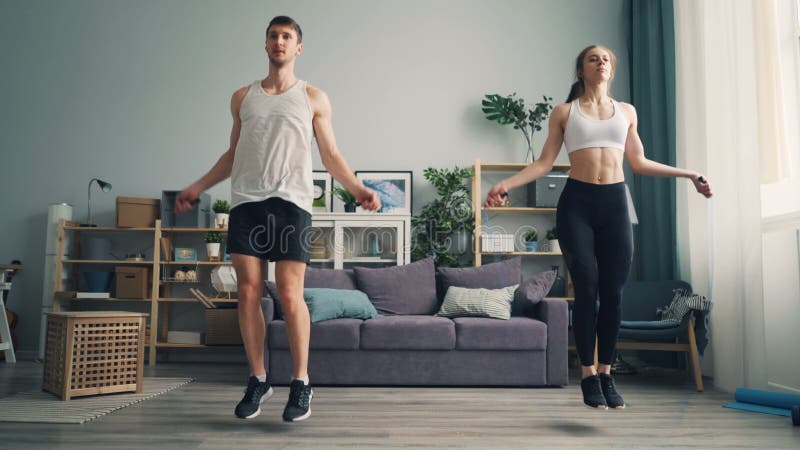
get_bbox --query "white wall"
[0,0,630,354]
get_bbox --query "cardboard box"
[204,309,242,345]
[116,197,160,228]
[115,266,151,299]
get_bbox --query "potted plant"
[523,229,539,252]
[333,187,358,212]
[212,199,231,228]
[411,166,475,267]
[482,93,554,163]
[205,231,223,260]
[546,227,560,253]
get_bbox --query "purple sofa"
[262,257,568,387]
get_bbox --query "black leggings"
[556,178,633,366]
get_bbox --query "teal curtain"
[627,0,677,281]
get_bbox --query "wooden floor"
[1,361,798,449]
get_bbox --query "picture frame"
[312,170,333,213]
[174,247,198,262]
[355,171,413,214]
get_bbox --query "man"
[175,15,380,422]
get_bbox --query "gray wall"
[0,0,629,354]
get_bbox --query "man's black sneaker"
[282,379,313,422]
[234,376,273,419]
[581,375,608,410]
[599,373,626,409]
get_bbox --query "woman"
[485,45,712,409]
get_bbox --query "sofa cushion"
[304,288,381,322]
[269,318,361,350]
[354,257,438,315]
[360,315,455,350]
[453,317,547,350]
[305,267,358,289]
[437,257,522,296]
[436,285,518,320]
[511,270,557,316]
[265,268,358,319]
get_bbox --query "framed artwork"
[355,171,413,214]
[312,171,332,213]
[174,248,198,262]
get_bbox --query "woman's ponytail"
[566,79,584,103]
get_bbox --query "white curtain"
[674,0,768,392]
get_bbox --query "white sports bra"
[563,99,630,154]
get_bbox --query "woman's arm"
[623,103,713,198]
[484,104,569,207]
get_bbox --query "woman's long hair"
[565,45,616,103]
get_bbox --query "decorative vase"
[214,213,229,228]
[344,203,357,213]
[549,239,561,253]
[525,241,538,252]
[206,243,221,260]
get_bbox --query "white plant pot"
[549,239,561,254]
[215,213,229,228]
[206,243,221,259]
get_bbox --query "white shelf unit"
[305,213,411,270]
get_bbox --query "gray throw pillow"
[354,257,438,315]
[511,270,557,316]
[436,285,519,320]
[437,257,522,300]
[265,268,358,319]
[303,288,381,322]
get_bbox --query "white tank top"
[230,79,314,213]
[563,99,630,153]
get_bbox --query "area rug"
[0,377,193,424]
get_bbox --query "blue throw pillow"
[303,288,381,323]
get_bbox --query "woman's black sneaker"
[282,379,313,422]
[581,375,609,410]
[235,376,273,419]
[599,373,626,409]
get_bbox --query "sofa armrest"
[534,299,569,386]
[260,296,275,323]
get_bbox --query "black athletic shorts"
[227,197,312,263]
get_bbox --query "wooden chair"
[616,280,705,391]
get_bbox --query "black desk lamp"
[83,178,112,227]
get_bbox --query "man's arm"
[308,84,380,210]
[175,87,247,213]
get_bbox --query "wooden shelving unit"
[472,159,573,301]
[53,219,235,365]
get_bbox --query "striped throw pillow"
[436,284,519,320]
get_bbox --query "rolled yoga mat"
[724,388,800,418]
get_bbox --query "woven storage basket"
[42,312,148,400]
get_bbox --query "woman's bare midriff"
[567,147,625,184]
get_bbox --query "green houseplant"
[212,199,231,228]
[546,227,560,253]
[205,231,223,260]
[333,186,358,212]
[482,93,554,163]
[411,166,475,267]
[523,228,539,252]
